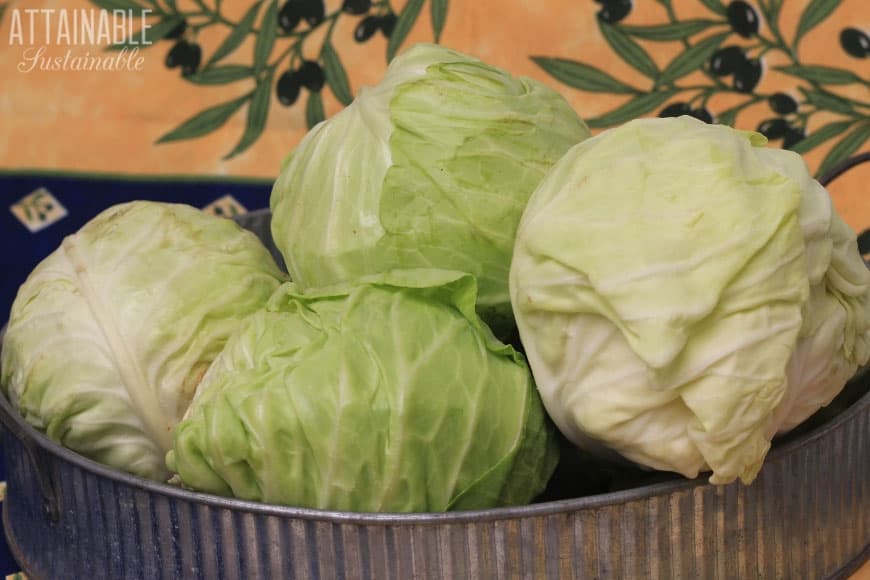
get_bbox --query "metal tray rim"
[0,371,866,525]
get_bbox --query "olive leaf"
[788,120,854,155]
[306,91,325,129]
[619,20,722,41]
[387,0,425,63]
[800,88,855,116]
[715,106,739,127]
[598,22,658,80]
[431,0,449,43]
[106,14,183,50]
[817,123,870,178]
[531,57,637,94]
[206,2,262,68]
[776,65,864,85]
[585,90,678,128]
[157,95,249,144]
[794,0,839,47]
[90,0,146,10]
[0,3,9,26]
[185,65,254,85]
[224,73,273,159]
[322,41,353,106]
[254,0,278,71]
[697,0,726,15]
[658,31,729,85]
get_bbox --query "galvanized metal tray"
[0,208,867,580]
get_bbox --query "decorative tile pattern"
[9,189,67,233]
[202,194,247,218]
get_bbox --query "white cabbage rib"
[61,236,173,453]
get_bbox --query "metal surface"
[0,208,867,579]
[0,378,867,580]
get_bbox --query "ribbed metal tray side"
[1,387,867,580]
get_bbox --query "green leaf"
[619,20,722,41]
[795,0,838,46]
[431,0,449,43]
[585,90,678,128]
[322,42,353,106]
[757,0,782,34]
[224,73,273,159]
[776,65,863,85]
[89,0,145,10]
[697,0,726,15]
[800,88,855,115]
[658,31,729,85]
[817,123,870,178]
[387,0,425,63]
[106,14,182,50]
[157,95,248,144]
[788,120,853,154]
[531,57,637,94]
[598,21,658,79]
[0,4,9,26]
[185,65,254,85]
[207,2,262,67]
[254,0,278,71]
[306,91,325,129]
[715,106,739,127]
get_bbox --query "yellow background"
[0,0,867,229]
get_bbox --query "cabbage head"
[1,202,286,480]
[270,43,590,337]
[167,270,558,512]
[509,116,870,485]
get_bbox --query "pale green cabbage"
[270,43,590,336]
[0,202,286,480]
[510,116,870,484]
[167,270,558,512]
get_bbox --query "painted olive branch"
[91,0,445,159]
[531,0,869,177]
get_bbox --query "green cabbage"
[167,270,558,512]
[510,116,870,484]
[270,43,590,337]
[0,202,286,480]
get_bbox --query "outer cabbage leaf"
[270,43,590,336]
[167,270,558,512]
[0,202,286,480]
[510,116,870,485]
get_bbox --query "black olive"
[597,0,632,24]
[379,13,398,38]
[709,46,747,76]
[768,92,798,115]
[342,0,371,15]
[658,102,691,117]
[727,1,759,38]
[690,107,714,124]
[757,118,789,139]
[732,58,762,93]
[276,70,302,106]
[782,127,806,150]
[165,40,189,69]
[299,0,325,26]
[296,60,325,92]
[354,16,381,43]
[165,19,187,40]
[181,43,202,77]
[857,228,870,255]
[278,1,302,32]
[840,28,869,59]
